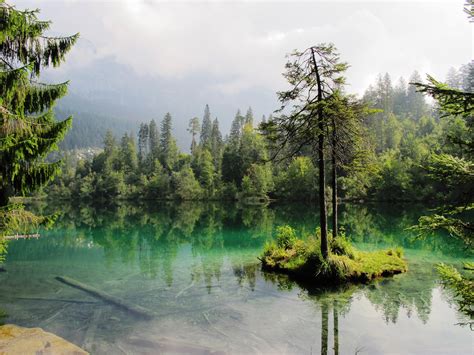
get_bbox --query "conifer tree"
[210,118,223,170]
[460,61,474,93]
[188,116,200,153]
[138,123,149,165]
[245,107,254,126]
[261,44,348,259]
[101,130,118,172]
[407,71,427,120]
[119,133,138,173]
[228,110,243,150]
[381,73,394,115]
[160,113,178,171]
[0,2,78,206]
[393,77,408,116]
[103,130,117,157]
[197,149,215,198]
[148,119,160,162]
[200,104,212,148]
[446,67,462,90]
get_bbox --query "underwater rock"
[0,324,88,354]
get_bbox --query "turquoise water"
[0,202,472,354]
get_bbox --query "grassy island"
[261,226,408,284]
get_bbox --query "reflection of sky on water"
[0,202,471,354]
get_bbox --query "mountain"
[49,56,278,150]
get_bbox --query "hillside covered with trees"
[44,64,473,205]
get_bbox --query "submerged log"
[15,296,97,304]
[55,276,155,320]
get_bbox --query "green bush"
[275,225,298,249]
[330,232,355,259]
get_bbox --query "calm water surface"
[0,202,472,354]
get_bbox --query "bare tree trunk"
[331,118,338,239]
[311,47,329,259]
[0,187,10,207]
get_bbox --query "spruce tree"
[210,118,223,170]
[245,107,254,126]
[148,119,160,162]
[200,104,212,148]
[188,117,200,153]
[160,113,178,171]
[460,61,474,93]
[393,77,408,116]
[228,110,243,150]
[446,67,462,90]
[0,2,78,206]
[197,149,214,198]
[101,130,118,172]
[119,133,138,173]
[138,123,149,165]
[407,71,427,120]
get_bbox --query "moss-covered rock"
[261,226,408,284]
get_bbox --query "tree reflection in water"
[11,202,471,330]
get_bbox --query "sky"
[17,0,472,91]
[11,0,474,143]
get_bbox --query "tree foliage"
[0,2,78,205]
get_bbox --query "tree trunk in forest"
[311,47,329,259]
[0,187,10,207]
[331,118,338,239]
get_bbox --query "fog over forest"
[14,0,472,149]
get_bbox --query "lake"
[0,202,471,354]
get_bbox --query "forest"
[45,66,473,205]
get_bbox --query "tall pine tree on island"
[261,44,348,259]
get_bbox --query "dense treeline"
[48,105,273,201]
[343,65,473,201]
[45,64,473,203]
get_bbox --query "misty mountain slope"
[50,56,278,150]
[55,106,137,150]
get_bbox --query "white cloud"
[16,0,472,96]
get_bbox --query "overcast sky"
[14,0,472,96]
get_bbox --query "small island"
[261,226,407,284]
